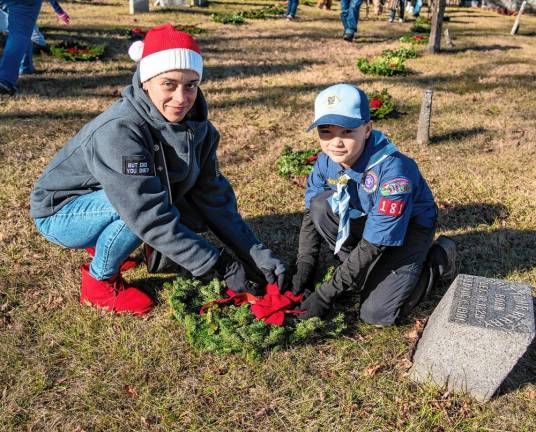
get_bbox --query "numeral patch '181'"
[378,197,405,216]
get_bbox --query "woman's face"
[142,70,199,123]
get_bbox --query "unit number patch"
[378,197,405,216]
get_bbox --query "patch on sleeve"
[122,155,152,176]
[380,177,412,196]
[378,197,406,216]
[362,170,378,193]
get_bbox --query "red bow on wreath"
[200,284,304,326]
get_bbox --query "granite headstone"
[129,0,149,14]
[410,274,535,401]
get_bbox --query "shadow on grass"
[210,0,272,5]
[208,80,354,110]
[438,202,510,230]
[151,6,225,17]
[206,59,325,81]
[18,72,132,97]
[398,58,536,95]
[430,127,487,145]
[0,111,102,121]
[451,228,536,280]
[443,44,522,54]
[498,304,536,396]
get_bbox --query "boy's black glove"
[298,239,387,319]
[298,289,331,319]
[213,249,249,294]
[291,261,315,295]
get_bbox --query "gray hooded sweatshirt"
[30,69,261,277]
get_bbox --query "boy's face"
[317,123,372,168]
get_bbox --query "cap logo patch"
[324,94,341,109]
[362,171,378,193]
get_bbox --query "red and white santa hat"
[128,23,203,83]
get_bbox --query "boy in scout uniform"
[291,84,456,325]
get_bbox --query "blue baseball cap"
[306,83,370,132]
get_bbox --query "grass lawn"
[1,1,535,430]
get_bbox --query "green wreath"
[50,41,106,62]
[168,274,346,360]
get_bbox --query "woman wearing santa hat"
[29,24,286,316]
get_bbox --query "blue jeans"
[0,0,42,88]
[413,0,423,16]
[35,190,142,280]
[287,0,299,17]
[389,0,405,19]
[340,0,363,36]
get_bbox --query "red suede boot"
[85,247,140,272]
[80,264,154,316]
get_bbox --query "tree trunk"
[511,1,527,35]
[428,0,446,54]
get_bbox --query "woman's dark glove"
[298,289,331,319]
[213,249,248,293]
[291,261,315,295]
[250,243,286,288]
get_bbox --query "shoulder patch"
[380,177,412,196]
[122,155,152,176]
[378,197,406,217]
[362,170,378,193]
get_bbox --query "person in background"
[373,0,385,15]
[317,0,332,10]
[0,0,43,95]
[30,25,286,316]
[340,0,363,43]
[286,0,299,20]
[20,0,70,74]
[411,0,424,18]
[388,0,405,23]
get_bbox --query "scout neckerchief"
[330,137,398,255]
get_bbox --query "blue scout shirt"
[305,130,437,247]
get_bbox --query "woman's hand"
[250,243,286,289]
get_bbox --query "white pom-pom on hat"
[128,41,144,62]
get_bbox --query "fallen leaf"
[405,319,426,343]
[397,357,413,370]
[141,416,157,426]
[363,363,382,377]
[124,384,138,399]
[527,390,536,399]
[254,407,269,417]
